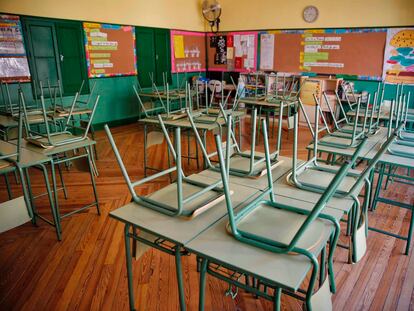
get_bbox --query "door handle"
[60,54,64,62]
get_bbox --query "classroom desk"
[0,140,61,236]
[109,174,262,311]
[186,196,343,309]
[366,142,414,254]
[10,137,99,240]
[110,168,345,310]
[306,126,388,163]
[0,115,18,141]
[139,110,246,175]
[307,126,414,254]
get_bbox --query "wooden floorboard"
[0,119,413,311]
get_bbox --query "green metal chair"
[287,102,400,262]
[188,106,281,178]
[323,91,381,137]
[199,114,355,311]
[105,115,228,218]
[23,89,100,148]
[299,93,368,149]
[386,96,414,158]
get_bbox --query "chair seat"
[237,203,333,252]
[147,180,226,218]
[319,135,360,146]
[296,166,362,194]
[0,159,13,171]
[400,131,414,140]
[26,133,84,149]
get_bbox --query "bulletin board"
[207,32,258,72]
[170,30,206,73]
[0,14,30,82]
[382,27,414,84]
[83,22,137,78]
[260,29,386,79]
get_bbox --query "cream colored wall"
[0,0,205,31]
[218,0,414,31]
[1,0,413,32]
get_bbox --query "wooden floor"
[0,119,413,311]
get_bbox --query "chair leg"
[56,162,68,199]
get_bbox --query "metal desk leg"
[124,224,136,311]
[199,258,208,311]
[49,159,62,234]
[86,147,100,215]
[372,163,386,211]
[274,287,282,311]
[40,163,62,240]
[144,124,148,178]
[405,209,414,255]
[56,161,68,199]
[174,246,186,311]
[4,173,12,199]
[17,167,34,222]
[202,129,208,169]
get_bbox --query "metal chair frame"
[105,115,227,218]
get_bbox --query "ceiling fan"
[202,0,221,33]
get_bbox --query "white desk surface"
[109,174,261,246]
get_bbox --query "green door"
[154,29,171,86]
[136,27,156,88]
[22,18,61,96]
[56,21,89,95]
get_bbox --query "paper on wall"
[234,35,242,57]
[173,35,185,58]
[260,34,274,70]
[227,47,234,59]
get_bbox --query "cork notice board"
[84,22,137,78]
[269,30,386,78]
[170,30,206,73]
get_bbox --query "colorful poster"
[84,22,136,78]
[383,28,414,84]
[0,15,30,81]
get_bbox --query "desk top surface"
[139,110,245,130]
[0,115,18,128]
[109,174,261,245]
[0,140,50,167]
[11,135,96,157]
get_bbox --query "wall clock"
[303,5,319,23]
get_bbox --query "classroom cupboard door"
[56,22,89,95]
[136,27,156,88]
[154,29,171,86]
